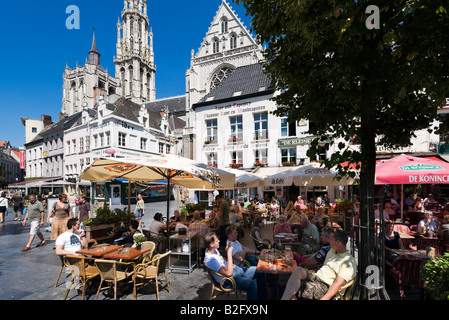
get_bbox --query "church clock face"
[121,42,130,56]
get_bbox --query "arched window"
[210,66,235,90]
[230,33,237,49]
[221,17,228,33]
[213,37,220,53]
[128,66,133,96]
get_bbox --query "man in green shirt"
[21,195,47,251]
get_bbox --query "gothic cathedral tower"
[114,0,156,103]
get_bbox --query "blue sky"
[0,0,252,148]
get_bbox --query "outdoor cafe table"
[76,244,123,257]
[103,247,152,261]
[386,248,430,261]
[256,249,297,275]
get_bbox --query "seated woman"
[273,215,293,236]
[313,207,326,229]
[251,217,270,251]
[284,201,296,220]
[384,220,404,262]
[418,211,439,237]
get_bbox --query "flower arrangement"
[254,160,267,167]
[228,136,243,143]
[204,138,215,145]
[282,161,295,166]
[229,162,243,169]
[208,163,217,168]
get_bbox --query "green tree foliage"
[236,0,449,298]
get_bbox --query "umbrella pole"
[166,175,171,235]
[128,181,131,213]
[401,184,404,222]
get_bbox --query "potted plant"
[133,234,147,250]
[422,253,449,300]
[204,138,215,145]
[208,163,217,168]
[254,159,267,167]
[82,204,135,243]
[282,161,295,166]
[229,162,243,169]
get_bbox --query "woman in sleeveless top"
[47,193,71,240]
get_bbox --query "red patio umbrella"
[375,154,449,221]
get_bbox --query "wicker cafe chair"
[250,233,272,251]
[94,259,135,300]
[206,267,241,300]
[133,251,171,300]
[55,255,69,287]
[140,241,156,261]
[63,255,99,300]
[332,276,357,300]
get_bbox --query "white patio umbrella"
[214,167,265,189]
[263,162,355,187]
[79,154,235,230]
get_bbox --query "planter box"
[83,223,115,243]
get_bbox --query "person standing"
[67,193,78,217]
[214,194,230,247]
[134,193,145,229]
[0,191,8,223]
[77,194,91,224]
[47,193,71,242]
[11,192,24,221]
[21,194,47,251]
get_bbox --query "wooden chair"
[333,276,357,300]
[250,233,272,251]
[133,251,171,300]
[206,267,241,300]
[388,256,425,299]
[94,259,135,300]
[63,255,99,300]
[140,241,156,261]
[54,255,68,287]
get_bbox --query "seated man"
[300,217,320,252]
[226,225,260,266]
[281,227,357,300]
[296,226,332,267]
[55,218,88,256]
[204,232,266,300]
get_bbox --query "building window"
[85,136,90,152]
[159,142,164,154]
[141,138,147,150]
[93,134,98,149]
[79,137,84,154]
[281,115,296,137]
[32,127,37,133]
[254,112,268,140]
[206,119,218,143]
[210,66,234,91]
[166,144,171,154]
[221,18,228,33]
[213,37,220,53]
[106,131,110,145]
[255,148,268,165]
[207,153,217,167]
[99,133,104,147]
[281,148,296,165]
[230,33,237,49]
[229,115,243,142]
[231,151,243,167]
[118,132,127,147]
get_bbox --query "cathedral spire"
[88,31,101,65]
